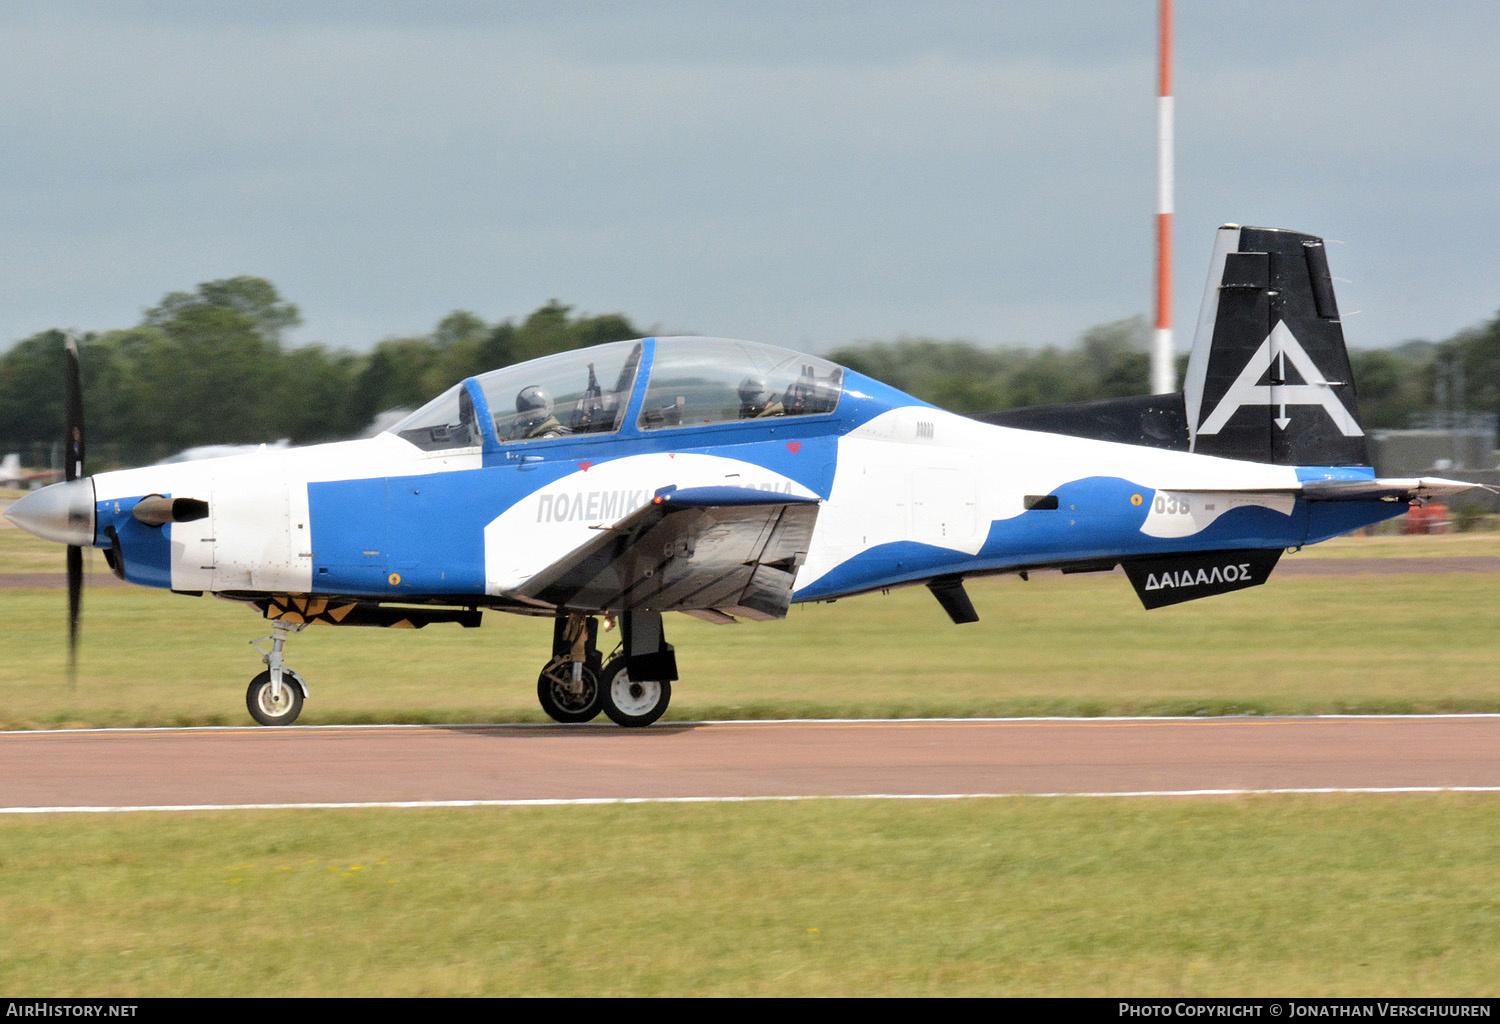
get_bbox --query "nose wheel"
[247,619,307,726]
[247,669,307,726]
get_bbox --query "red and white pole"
[1151,0,1175,394]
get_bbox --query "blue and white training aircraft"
[6,226,1474,726]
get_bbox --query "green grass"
[1287,529,1500,559]
[1,795,1497,996]
[0,521,67,573]
[3,562,1500,729]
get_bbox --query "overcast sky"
[3,1,1498,357]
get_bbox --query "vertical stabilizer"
[1182,225,1368,466]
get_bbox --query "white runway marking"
[6,786,1500,815]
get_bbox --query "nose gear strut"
[246,619,308,725]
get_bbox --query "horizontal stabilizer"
[1299,477,1478,502]
[1160,477,1477,503]
[973,393,1189,451]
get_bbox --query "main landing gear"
[247,620,308,726]
[599,658,672,728]
[537,610,677,727]
[537,614,604,723]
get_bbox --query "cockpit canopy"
[390,337,844,451]
[638,338,842,430]
[392,340,643,451]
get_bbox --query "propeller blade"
[64,332,85,483]
[63,331,86,688]
[67,543,82,687]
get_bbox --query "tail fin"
[1182,225,1369,466]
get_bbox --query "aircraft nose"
[3,477,96,546]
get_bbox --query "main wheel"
[246,669,305,726]
[600,658,671,727]
[537,658,603,723]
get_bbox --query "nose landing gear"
[247,619,308,726]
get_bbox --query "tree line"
[2,274,1497,469]
[0,279,643,466]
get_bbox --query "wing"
[514,485,821,622]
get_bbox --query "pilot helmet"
[738,375,773,408]
[516,385,553,418]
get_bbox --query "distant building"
[1367,419,1500,512]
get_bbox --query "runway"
[4,715,1500,812]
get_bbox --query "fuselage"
[61,336,1400,610]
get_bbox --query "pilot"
[738,375,783,419]
[515,385,567,439]
[785,375,838,415]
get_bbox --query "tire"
[246,670,305,726]
[536,659,603,723]
[599,658,671,728]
